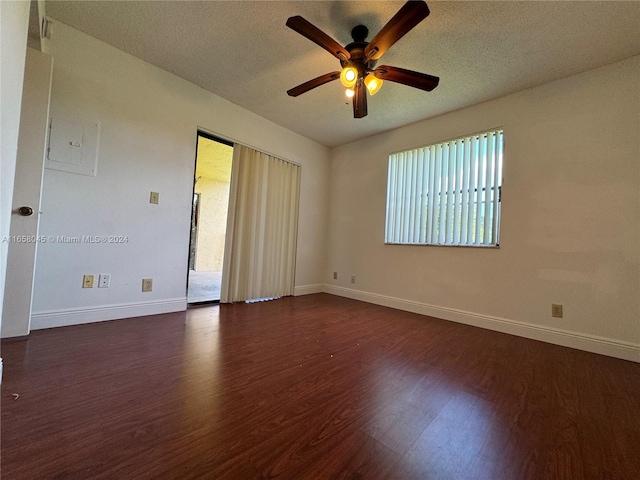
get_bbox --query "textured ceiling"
[45,1,640,148]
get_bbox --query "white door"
[1,48,53,338]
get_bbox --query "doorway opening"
[187,132,234,304]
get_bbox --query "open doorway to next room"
[187,132,234,304]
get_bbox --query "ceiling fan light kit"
[365,74,383,96]
[286,0,439,119]
[340,67,358,88]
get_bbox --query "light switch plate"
[83,274,94,288]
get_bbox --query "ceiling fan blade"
[365,1,430,61]
[286,16,350,61]
[287,71,341,97]
[374,65,439,91]
[353,81,368,118]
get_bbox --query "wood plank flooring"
[2,293,639,479]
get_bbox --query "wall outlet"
[149,191,159,204]
[142,278,153,292]
[333,271,337,280]
[82,274,94,288]
[98,274,111,288]
[351,275,356,284]
[552,304,563,318]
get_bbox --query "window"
[385,129,503,247]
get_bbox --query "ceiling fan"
[286,0,439,118]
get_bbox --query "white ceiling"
[45,1,640,148]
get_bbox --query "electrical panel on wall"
[45,117,100,176]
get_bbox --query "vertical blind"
[220,145,301,303]
[385,129,503,246]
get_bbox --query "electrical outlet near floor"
[142,278,153,292]
[551,304,563,318]
[98,274,111,288]
[149,191,159,204]
[351,275,356,284]
[333,272,337,280]
[82,274,94,288]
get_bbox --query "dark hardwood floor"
[1,294,639,479]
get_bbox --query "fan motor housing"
[342,44,377,74]
[342,25,377,73]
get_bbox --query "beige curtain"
[220,145,301,303]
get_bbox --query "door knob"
[18,206,34,216]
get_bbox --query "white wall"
[0,0,30,333]
[25,20,329,331]
[327,56,640,362]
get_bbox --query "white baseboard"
[294,284,324,296]
[323,285,640,363]
[30,298,187,330]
